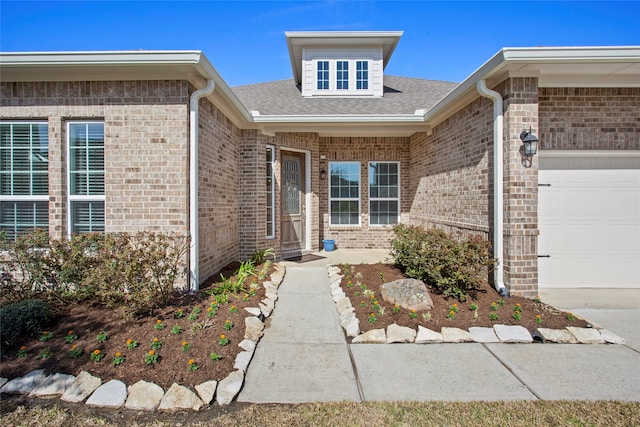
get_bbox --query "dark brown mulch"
[0,263,274,390]
[339,263,587,336]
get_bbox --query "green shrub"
[0,299,51,347]
[390,224,496,301]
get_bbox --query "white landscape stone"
[216,370,244,405]
[195,380,218,405]
[441,327,474,343]
[259,302,273,317]
[0,378,7,389]
[493,325,533,343]
[599,329,625,345]
[352,328,387,344]
[125,380,164,411]
[0,370,46,394]
[238,338,257,352]
[61,371,102,403]
[469,327,500,343]
[86,379,127,408]
[567,326,605,344]
[158,383,204,411]
[537,328,578,344]
[29,373,75,397]
[345,317,360,337]
[244,307,262,316]
[336,296,353,314]
[386,323,416,343]
[415,326,443,343]
[234,351,254,372]
[244,316,265,341]
[265,291,278,301]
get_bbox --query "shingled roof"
[232,75,458,116]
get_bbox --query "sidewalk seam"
[346,343,365,403]
[482,343,542,400]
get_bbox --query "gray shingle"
[232,75,458,116]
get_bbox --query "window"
[266,145,275,239]
[369,162,399,225]
[336,61,349,90]
[67,122,105,234]
[317,61,329,90]
[356,61,369,90]
[329,162,360,226]
[0,122,49,239]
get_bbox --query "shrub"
[0,299,51,347]
[390,224,496,301]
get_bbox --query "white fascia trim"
[252,114,425,123]
[285,31,404,38]
[538,149,640,158]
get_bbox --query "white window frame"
[0,121,49,238]
[317,60,330,90]
[266,145,275,239]
[368,161,400,226]
[329,161,361,226]
[66,121,105,236]
[313,59,372,96]
[356,60,369,90]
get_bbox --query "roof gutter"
[476,79,508,297]
[189,79,216,292]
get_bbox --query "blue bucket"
[322,239,336,252]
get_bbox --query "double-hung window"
[336,61,349,90]
[266,145,275,239]
[329,162,360,226]
[356,61,369,90]
[0,122,49,239]
[67,122,105,234]
[317,61,329,90]
[369,162,399,225]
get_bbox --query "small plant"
[469,303,479,319]
[154,320,165,330]
[377,305,385,316]
[566,312,576,321]
[355,272,363,280]
[368,313,377,323]
[17,346,28,358]
[187,359,199,371]
[181,341,192,352]
[490,302,498,311]
[242,293,250,302]
[145,350,158,365]
[498,299,506,307]
[360,300,366,308]
[223,319,234,330]
[65,330,78,344]
[171,325,182,335]
[379,273,386,283]
[446,310,456,320]
[209,352,223,361]
[513,303,522,313]
[354,291,361,297]
[409,309,417,319]
[534,295,542,304]
[489,312,499,321]
[512,311,522,321]
[218,334,229,346]
[126,339,139,349]
[393,305,400,314]
[535,314,542,324]
[96,331,108,342]
[39,331,53,342]
[188,313,198,322]
[207,304,219,318]
[362,289,374,298]
[40,348,52,359]
[68,345,83,358]
[90,349,104,362]
[347,281,353,288]
[174,308,185,319]
[151,337,163,350]
[112,352,125,366]
[422,312,432,322]
[229,305,237,314]
[448,303,459,313]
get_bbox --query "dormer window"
[336,61,349,90]
[311,58,374,96]
[317,61,329,90]
[356,61,369,90]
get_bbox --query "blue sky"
[1,1,639,86]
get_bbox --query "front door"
[281,151,306,250]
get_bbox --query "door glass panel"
[283,156,301,215]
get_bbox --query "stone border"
[327,265,625,345]
[0,263,286,411]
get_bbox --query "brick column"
[500,77,539,297]
[48,116,65,239]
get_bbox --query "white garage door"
[538,152,640,288]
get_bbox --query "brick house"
[1,32,638,296]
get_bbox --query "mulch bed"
[339,263,587,335]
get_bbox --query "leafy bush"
[390,224,496,301]
[0,299,51,347]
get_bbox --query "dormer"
[285,31,403,98]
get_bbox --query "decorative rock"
[380,278,433,311]
[259,302,273,317]
[216,370,244,405]
[336,297,352,314]
[567,326,605,344]
[234,351,253,372]
[238,338,256,352]
[352,328,387,343]
[332,292,346,303]
[339,308,356,328]
[244,307,261,316]
[265,291,278,301]
[158,383,204,411]
[86,379,127,408]
[0,378,7,389]
[125,380,164,411]
[244,316,265,341]
[195,380,217,405]
[1,370,46,394]
[61,371,102,403]
[415,326,444,343]
[30,373,75,397]
[493,325,533,343]
[599,329,625,345]
[537,328,578,344]
[386,323,417,343]
[469,327,500,343]
[345,317,360,337]
[270,272,285,286]
[441,327,474,343]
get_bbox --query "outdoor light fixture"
[519,127,539,156]
[320,167,327,179]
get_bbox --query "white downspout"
[189,79,215,292]
[477,79,509,297]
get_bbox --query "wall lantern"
[519,127,539,156]
[320,167,327,179]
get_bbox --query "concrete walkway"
[239,252,640,403]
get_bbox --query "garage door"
[538,152,640,288]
